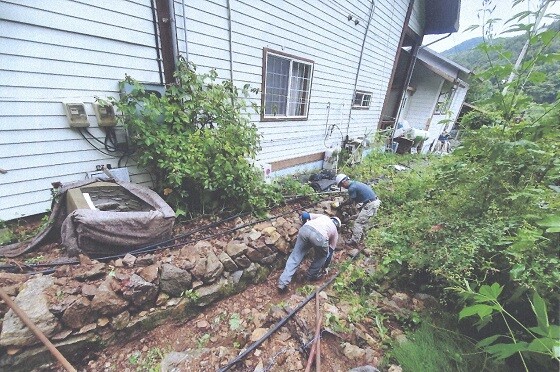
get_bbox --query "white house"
[382,46,471,153]
[0,0,460,221]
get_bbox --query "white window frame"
[352,90,372,109]
[262,48,314,121]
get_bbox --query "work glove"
[301,211,311,224]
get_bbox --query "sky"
[423,0,560,53]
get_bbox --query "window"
[434,81,456,114]
[262,49,313,120]
[352,91,372,109]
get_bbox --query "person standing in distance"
[277,213,341,293]
[336,174,381,246]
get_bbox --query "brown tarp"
[0,179,175,258]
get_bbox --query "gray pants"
[351,198,381,243]
[278,224,329,287]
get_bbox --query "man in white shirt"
[278,213,341,293]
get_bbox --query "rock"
[272,237,290,254]
[159,263,192,297]
[78,254,93,265]
[191,253,208,279]
[122,253,136,267]
[264,230,281,245]
[218,252,238,272]
[97,317,110,327]
[349,366,380,372]
[391,292,410,308]
[349,248,360,257]
[121,274,158,307]
[234,255,252,269]
[112,311,131,330]
[0,272,28,288]
[245,247,266,262]
[204,250,224,283]
[342,342,366,359]
[225,241,248,258]
[195,279,227,306]
[91,278,128,315]
[247,230,262,241]
[0,276,59,347]
[137,264,159,284]
[78,323,97,334]
[136,254,155,266]
[250,328,268,342]
[61,296,95,329]
[51,329,73,341]
[73,262,106,281]
[413,293,439,308]
[388,365,403,372]
[81,283,98,297]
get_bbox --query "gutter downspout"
[346,0,375,138]
[150,0,164,85]
[167,0,180,64]
[155,0,178,83]
[226,0,234,83]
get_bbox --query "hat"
[331,217,341,229]
[335,174,348,187]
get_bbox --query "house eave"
[424,0,461,35]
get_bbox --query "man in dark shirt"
[336,174,381,245]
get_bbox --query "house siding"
[0,0,160,221]
[173,0,411,167]
[1,0,425,221]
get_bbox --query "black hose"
[217,276,337,372]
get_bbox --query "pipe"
[346,0,376,137]
[0,288,76,372]
[304,294,322,372]
[226,0,234,83]
[218,276,336,372]
[150,0,164,85]
[315,292,321,371]
[181,0,189,62]
[167,0,180,64]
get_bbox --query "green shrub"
[113,58,280,215]
[460,110,502,130]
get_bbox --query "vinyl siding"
[174,0,411,165]
[0,0,160,221]
[1,0,419,221]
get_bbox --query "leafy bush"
[113,58,280,215]
[460,110,502,130]
[456,282,559,371]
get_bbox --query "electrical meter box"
[93,103,117,127]
[63,102,90,127]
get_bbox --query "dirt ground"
[4,206,396,372]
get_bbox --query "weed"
[24,255,44,265]
[196,333,210,348]
[229,313,242,331]
[182,289,199,301]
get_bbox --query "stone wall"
[0,212,310,371]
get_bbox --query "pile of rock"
[0,213,303,371]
